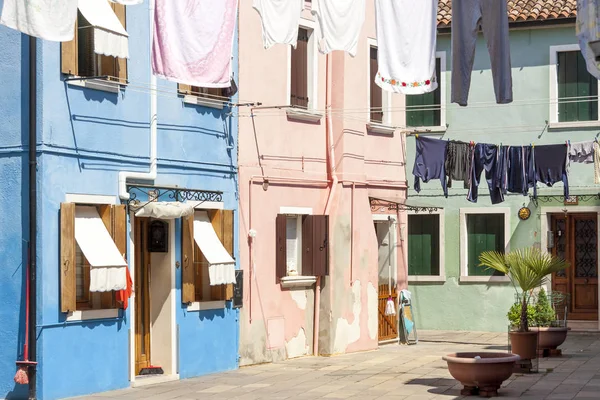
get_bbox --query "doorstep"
[568,320,599,332]
[132,374,180,388]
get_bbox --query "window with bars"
[406,58,442,128]
[61,1,127,83]
[466,214,505,277]
[408,214,440,276]
[290,28,310,109]
[369,46,384,123]
[557,51,598,123]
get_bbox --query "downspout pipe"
[118,0,158,200]
[28,35,38,400]
[323,54,338,215]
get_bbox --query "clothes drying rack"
[398,290,418,345]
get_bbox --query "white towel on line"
[254,0,304,49]
[0,0,78,42]
[311,0,365,57]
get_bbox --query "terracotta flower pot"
[443,352,520,397]
[530,327,569,351]
[509,330,538,361]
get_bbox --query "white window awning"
[78,0,129,59]
[75,206,127,292]
[193,211,236,286]
[134,202,194,219]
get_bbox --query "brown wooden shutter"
[275,214,287,282]
[60,203,77,312]
[61,15,78,75]
[178,84,192,95]
[370,47,383,123]
[302,216,314,276]
[312,215,329,276]
[290,29,309,108]
[113,204,128,308]
[223,210,234,300]
[113,3,128,83]
[182,214,195,304]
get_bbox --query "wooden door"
[551,214,598,321]
[375,221,398,341]
[378,284,398,341]
[135,218,151,375]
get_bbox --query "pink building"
[238,1,409,364]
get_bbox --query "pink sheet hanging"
[152,0,238,88]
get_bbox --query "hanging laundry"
[413,136,448,197]
[534,144,569,198]
[115,267,133,310]
[311,0,365,57]
[445,140,471,189]
[594,141,600,184]
[569,140,595,164]
[468,143,504,204]
[576,0,600,79]
[374,0,439,94]
[253,0,304,49]
[506,146,535,196]
[0,0,78,42]
[152,0,238,87]
[451,0,512,106]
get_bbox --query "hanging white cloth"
[75,206,127,292]
[374,0,439,94]
[577,0,600,79]
[594,142,600,184]
[253,0,304,49]
[0,0,78,42]
[193,211,236,286]
[311,0,365,57]
[78,0,129,58]
[109,0,143,5]
[134,202,194,219]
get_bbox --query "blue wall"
[1,1,239,399]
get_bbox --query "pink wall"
[238,0,408,365]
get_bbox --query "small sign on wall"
[564,196,578,205]
[233,270,243,308]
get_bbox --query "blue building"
[0,1,240,399]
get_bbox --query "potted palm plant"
[479,248,568,364]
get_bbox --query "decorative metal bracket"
[126,184,223,209]
[529,194,600,207]
[370,198,440,214]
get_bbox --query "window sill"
[367,122,396,135]
[548,120,600,130]
[186,300,226,311]
[66,77,123,94]
[408,275,446,283]
[285,108,324,123]
[66,308,119,322]
[459,276,511,283]
[280,276,317,288]
[183,95,225,110]
[407,126,447,134]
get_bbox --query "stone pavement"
[72,331,600,400]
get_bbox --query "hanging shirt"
[311,0,365,57]
[506,146,535,196]
[569,140,595,164]
[115,267,133,310]
[152,0,238,87]
[0,0,78,42]
[576,0,600,79]
[412,136,448,197]
[253,0,304,49]
[534,144,569,198]
[468,143,504,204]
[374,0,438,94]
[445,140,471,189]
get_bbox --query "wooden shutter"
[182,214,195,304]
[407,215,439,276]
[178,84,192,95]
[113,3,128,83]
[302,216,314,276]
[370,47,383,123]
[60,203,77,312]
[223,210,234,300]
[406,58,441,127]
[61,14,78,75]
[290,29,309,108]
[275,214,287,282]
[311,215,329,276]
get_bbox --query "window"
[287,22,318,114]
[291,28,310,108]
[178,84,228,108]
[408,214,440,276]
[369,46,384,123]
[276,213,329,281]
[181,210,235,305]
[406,57,442,128]
[60,202,127,313]
[460,208,510,282]
[557,51,598,123]
[61,1,127,83]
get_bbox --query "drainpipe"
[118,0,158,200]
[323,54,338,215]
[28,35,38,400]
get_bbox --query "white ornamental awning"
[134,202,194,219]
[75,206,127,292]
[78,0,129,59]
[193,211,236,286]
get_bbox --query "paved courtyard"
[73,331,600,400]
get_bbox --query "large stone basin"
[442,352,520,397]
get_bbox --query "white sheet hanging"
[78,0,129,59]
[193,211,236,286]
[0,0,78,42]
[311,0,365,57]
[253,0,304,49]
[134,202,194,219]
[75,206,127,292]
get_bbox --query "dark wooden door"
[135,218,151,374]
[551,214,598,321]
